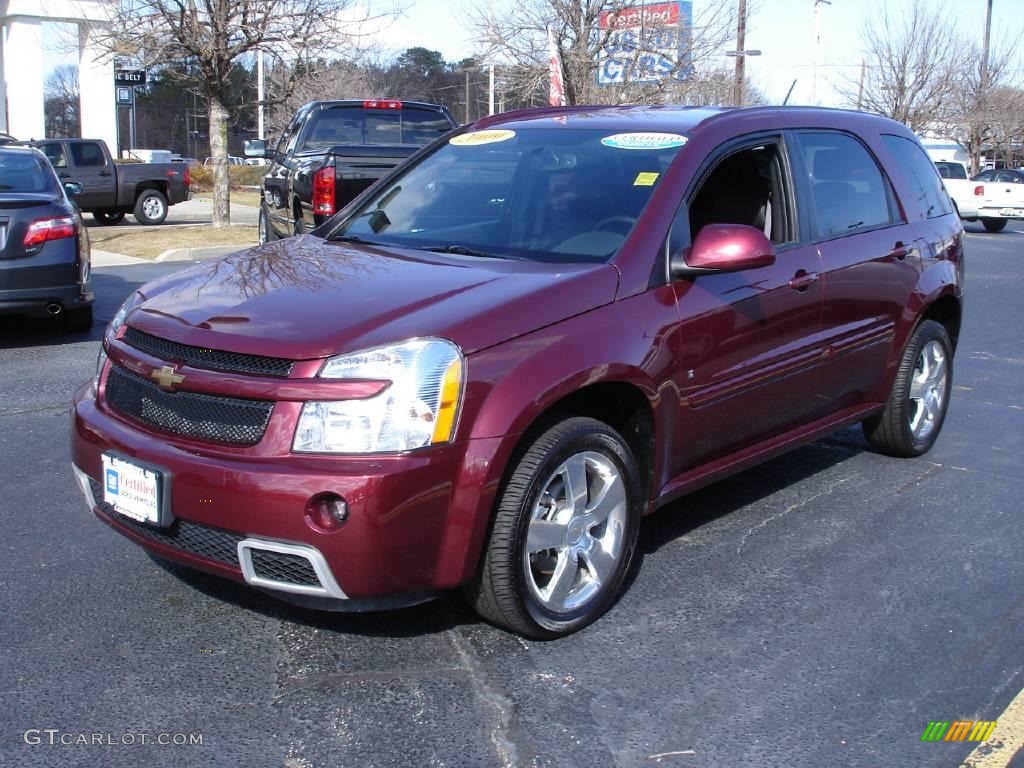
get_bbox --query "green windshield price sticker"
[602,133,688,150]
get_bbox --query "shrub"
[189,164,267,192]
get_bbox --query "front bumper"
[71,382,508,606]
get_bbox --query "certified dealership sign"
[601,132,688,150]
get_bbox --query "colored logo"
[921,720,997,742]
[105,469,119,495]
[601,132,688,150]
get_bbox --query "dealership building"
[0,0,117,151]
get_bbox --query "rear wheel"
[465,417,642,639]
[92,210,125,225]
[863,320,953,457]
[982,217,1007,233]
[134,190,168,225]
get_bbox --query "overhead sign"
[597,1,692,86]
[115,70,147,86]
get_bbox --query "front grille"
[250,549,321,586]
[105,365,273,445]
[124,327,294,377]
[91,479,243,566]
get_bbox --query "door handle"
[890,243,911,260]
[58,173,70,179]
[788,270,819,291]
[99,171,112,177]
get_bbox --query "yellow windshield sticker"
[450,130,516,146]
[634,172,660,186]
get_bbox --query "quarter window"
[796,132,894,238]
[38,142,68,168]
[881,135,954,218]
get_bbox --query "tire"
[293,209,306,236]
[464,417,642,639]
[134,189,168,225]
[62,305,93,333]
[981,217,1007,233]
[92,210,125,225]
[258,206,274,244]
[863,319,953,458]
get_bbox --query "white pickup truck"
[971,168,1024,233]
[935,161,984,223]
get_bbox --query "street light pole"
[257,49,265,140]
[725,0,760,106]
[488,64,495,116]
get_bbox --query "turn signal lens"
[24,215,77,247]
[431,357,463,444]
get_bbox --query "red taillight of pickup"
[363,99,402,110]
[974,185,985,197]
[183,164,191,189]
[313,166,336,215]
[23,215,77,247]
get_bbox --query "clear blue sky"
[44,0,1022,108]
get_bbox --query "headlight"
[293,338,464,454]
[108,291,142,337]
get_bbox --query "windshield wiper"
[331,234,388,246]
[417,244,518,260]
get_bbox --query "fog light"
[305,493,348,532]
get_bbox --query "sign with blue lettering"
[106,468,119,495]
[597,1,692,86]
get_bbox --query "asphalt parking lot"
[0,222,1021,768]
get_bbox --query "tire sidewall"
[135,191,167,225]
[510,423,642,636]
[259,206,271,243]
[895,321,954,455]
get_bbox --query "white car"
[971,169,1024,232]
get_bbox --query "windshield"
[329,127,686,263]
[0,152,58,193]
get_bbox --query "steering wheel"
[594,216,637,234]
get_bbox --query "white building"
[0,0,117,151]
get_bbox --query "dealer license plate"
[998,208,1021,217]
[101,454,163,525]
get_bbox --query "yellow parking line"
[960,686,1024,767]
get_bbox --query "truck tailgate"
[327,145,418,207]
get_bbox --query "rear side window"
[881,135,954,218]
[70,142,107,167]
[796,131,894,238]
[935,162,967,180]
[38,142,68,168]
[303,106,453,149]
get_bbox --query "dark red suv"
[71,106,963,638]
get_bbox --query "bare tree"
[44,65,81,138]
[462,0,736,108]
[95,0,388,227]
[987,86,1024,169]
[837,0,962,133]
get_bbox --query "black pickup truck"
[244,100,458,242]
[30,139,190,225]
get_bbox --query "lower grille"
[105,365,273,445]
[91,479,243,566]
[250,549,320,586]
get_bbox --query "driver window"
[688,143,791,246]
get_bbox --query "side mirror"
[63,181,84,197]
[671,223,776,277]
[243,139,268,159]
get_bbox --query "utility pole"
[726,0,760,106]
[464,68,471,124]
[976,0,993,172]
[811,0,831,105]
[488,64,495,116]
[856,59,866,110]
[734,0,747,106]
[257,49,265,140]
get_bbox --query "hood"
[126,235,619,360]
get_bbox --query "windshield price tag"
[450,130,516,147]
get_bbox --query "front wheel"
[982,217,1007,233]
[465,417,642,639]
[258,206,273,244]
[92,210,125,225]
[863,320,953,457]
[134,190,168,225]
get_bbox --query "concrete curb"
[91,249,150,267]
